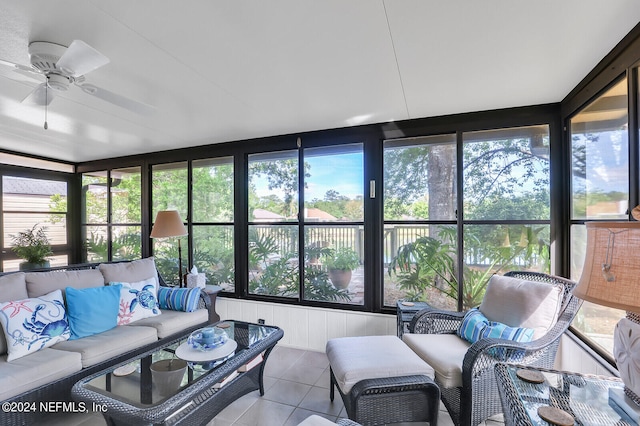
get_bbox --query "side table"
[396,300,431,337]
[495,363,630,425]
[202,284,222,323]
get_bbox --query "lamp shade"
[150,210,187,238]
[573,221,640,313]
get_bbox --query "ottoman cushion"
[326,335,434,393]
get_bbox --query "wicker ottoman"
[326,335,440,426]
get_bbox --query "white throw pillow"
[479,274,563,340]
[110,277,162,325]
[0,289,71,361]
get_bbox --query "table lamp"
[150,210,188,287]
[573,221,640,423]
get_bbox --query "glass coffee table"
[495,363,631,425]
[72,320,283,426]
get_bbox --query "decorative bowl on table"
[187,326,228,351]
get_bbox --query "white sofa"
[0,258,211,425]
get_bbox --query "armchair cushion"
[403,333,470,388]
[458,308,534,344]
[479,274,563,339]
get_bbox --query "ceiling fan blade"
[13,65,45,82]
[56,40,109,77]
[0,58,40,81]
[78,83,154,115]
[0,57,18,68]
[22,83,55,105]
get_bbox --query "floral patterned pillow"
[0,289,70,361]
[110,278,161,325]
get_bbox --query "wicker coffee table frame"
[72,321,283,426]
[329,369,440,426]
[495,363,629,426]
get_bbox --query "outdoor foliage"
[11,224,53,264]
[81,164,236,288]
[307,190,363,221]
[388,226,550,309]
[249,158,309,218]
[325,247,360,271]
[248,232,350,302]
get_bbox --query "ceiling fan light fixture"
[46,74,70,91]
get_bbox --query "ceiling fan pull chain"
[44,81,48,130]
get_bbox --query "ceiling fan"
[0,40,154,119]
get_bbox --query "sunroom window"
[570,77,629,356]
[2,175,69,271]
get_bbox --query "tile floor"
[41,346,505,426]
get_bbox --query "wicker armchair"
[405,271,582,426]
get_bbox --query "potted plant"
[324,247,360,289]
[11,224,53,271]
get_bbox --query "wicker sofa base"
[329,369,440,426]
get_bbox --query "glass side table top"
[496,364,631,426]
[81,320,279,407]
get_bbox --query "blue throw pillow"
[458,308,487,343]
[157,287,200,312]
[458,308,534,344]
[65,285,121,340]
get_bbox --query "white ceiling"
[0,1,639,163]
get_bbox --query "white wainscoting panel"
[216,298,396,350]
[216,298,619,379]
[556,334,618,377]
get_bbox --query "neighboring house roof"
[252,208,285,220]
[304,208,337,221]
[2,176,67,196]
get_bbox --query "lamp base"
[609,387,640,425]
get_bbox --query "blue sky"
[253,152,364,202]
[577,129,628,194]
[305,153,363,201]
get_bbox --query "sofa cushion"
[0,273,28,356]
[0,289,71,362]
[403,333,470,389]
[52,324,158,368]
[25,269,105,298]
[65,285,121,339]
[479,274,563,339]
[110,278,161,325]
[0,348,82,401]
[129,308,208,338]
[0,273,28,303]
[458,308,535,344]
[157,286,200,312]
[99,257,159,289]
[326,335,434,394]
